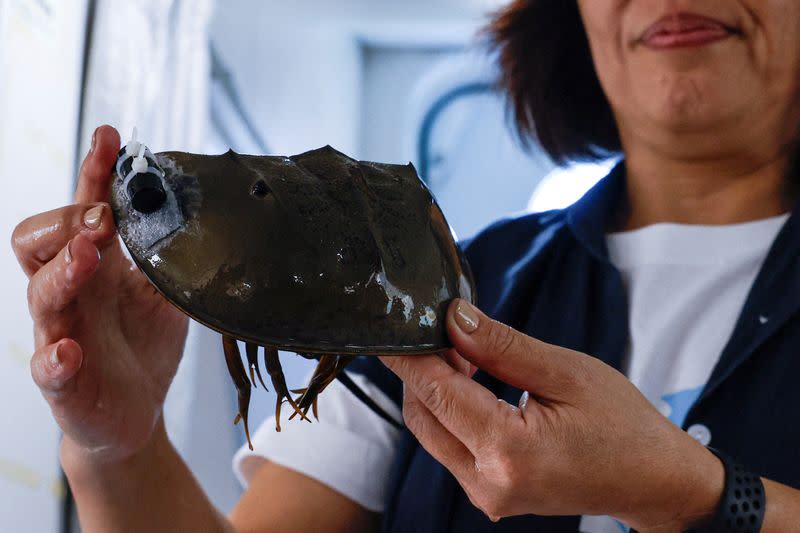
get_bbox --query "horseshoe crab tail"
[222,336,253,450]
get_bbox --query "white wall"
[208,0,500,158]
[0,1,88,531]
[359,46,463,164]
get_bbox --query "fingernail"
[518,391,529,410]
[84,205,104,229]
[65,239,74,264]
[454,299,479,333]
[89,130,97,154]
[51,344,63,368]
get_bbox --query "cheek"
[745,1,800,116]
[758,2,800,80]
[577,1,627,97]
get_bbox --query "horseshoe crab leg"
[291,355,336,420]
[294,355,403,429]
[223,336,253,450]
[293,355,352,420]
[263,346,306,431]
[245,342,268,389]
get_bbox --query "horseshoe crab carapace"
[109,130,475,449]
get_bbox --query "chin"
[641,74,744,133]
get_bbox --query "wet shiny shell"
[110,146,475,355]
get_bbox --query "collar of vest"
[564,160,626,262]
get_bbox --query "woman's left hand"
[380,299,724,531]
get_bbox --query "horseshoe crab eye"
[250,179,271,198]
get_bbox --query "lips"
[640,13,740,49]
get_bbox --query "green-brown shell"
[110,146,474,354]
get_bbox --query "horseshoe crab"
[109,130,475,448]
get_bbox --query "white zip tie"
[117,128,166,192]
[125,127,142,157]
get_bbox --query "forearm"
[759,478,800,532]
[654,446,800,533]
[677,453,800,532]
[62,420,236,533]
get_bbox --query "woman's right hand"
[11,125,189,465]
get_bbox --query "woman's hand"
[380,299,724,531]
[11,125,188,466]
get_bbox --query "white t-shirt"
[233,214,789,528]
[232,371,403,512]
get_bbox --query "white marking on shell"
[418,306,437,327]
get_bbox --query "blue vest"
[348,163,800,532]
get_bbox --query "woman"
[12,0,800,531]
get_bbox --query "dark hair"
[485,0,621,164]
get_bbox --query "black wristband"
[690,448,765,533]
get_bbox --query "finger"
[12,203,116,277]
[380,355,518,453]
[30,339,98,436]
[28,233,101,342]
[446,298,586,397]
[74,125,121,204]
[402,387,479,487]
[441,348,471,376]
[30,338,83,401]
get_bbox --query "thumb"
[445,298,585,397]
[74,125,121,205]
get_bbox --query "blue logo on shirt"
[660,386,704,427]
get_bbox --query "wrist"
[627,431,724,532]
[674,445,725,530]
[60,417,170,485]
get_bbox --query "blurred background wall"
[1,2,92,532]
[0,1,610,531]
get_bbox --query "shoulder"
[457,209,577,321]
